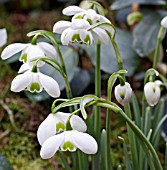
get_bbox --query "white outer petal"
[99,15,111,23]
[92,27,110,45]
[72,131,98,154]
[1,43,28,60]
[0,28,7,47]
[37,114,57,145]
[18,63,31,73]
[61,28,71,45]
[70,115,87,132]
[144,82,161,106]
[11,72,32,92]
[79,30,87,42]
[71,19,90,30]
[62,6,85,16]
[161,16,167,28]
[114,82,132,106]
[39,73,60,98]
[53,21,71,34]
[37,42,58,59]
[40,134,64,159]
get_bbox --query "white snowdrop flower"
[11,68,60,98]
[114,82,132,106]
[37,112,87,145]
[1,42,57,67]
[161,16,167,28]
[53,19,93,45]
[144,82,161,106]
[63,6,111,24]
[61,6,114,45]
[40,130,98,159]
[0,28,7,47]
[37,112,97,159]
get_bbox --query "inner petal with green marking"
[30,82,41,92]
[20,53,27,63]
[56,122,65,133]
[62,141,76,152]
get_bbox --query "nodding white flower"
[144,82,161,106]
[161,16,167,28]
[37,112,97,159]
[53,19,93,45]
[40,130,98,159]
[63,6,111,24]
[11,66,60,98]
[0,28,7,47]
[114,82,132,106]
[53,6,114,45]
[1,42,57,67]
[37,112,87,145]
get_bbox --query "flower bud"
[161,16,167,28]
[144,82,161,106]
[114,82,132,106]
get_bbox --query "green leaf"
[24,91,50,102]
[85,28,139,76]
[118,136,132,170]
[0,153,12,170]
[70,68,91,97]
[101,129,107,170]
[133,12,163,57]
[110,0,133,10]
[131,92,141,127]
[110,0,166,10]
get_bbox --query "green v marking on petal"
[20,53,27,63]
[30,82,40,92]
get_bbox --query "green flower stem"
[153,26,165,69]
[95,101,163,170]
[111,38,124,70]
[124,104,138,170]
[93,40,101,170]
[106,87,112,170]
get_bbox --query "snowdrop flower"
[11,65,60,98]
[161,16,167,28]
[53,19,93,45]
[144,81,161,106]
[1,42,57,67]
[114,82,132,106]
[63,6,111,24]
[38,112,97,159]
[53,6,114,45]
[37,112,87,145]
[0,28,7,47]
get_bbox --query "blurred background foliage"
[0,0,167,169]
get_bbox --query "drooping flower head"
[161,16,167,28]
[11,64,60,98]
[53,5,114,45]
[144,81,161,106]
[53,19,93,45]
[37,112,98,159]
[114,82,132,106]
[1,42,57,67]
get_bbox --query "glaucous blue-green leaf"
[40,45,78,90]
[84,28,139,76]
[133,12,163,57]
[24,91,50,102]
[70,67,91,97]
[110,0,166,10]
[0,153,12,170]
